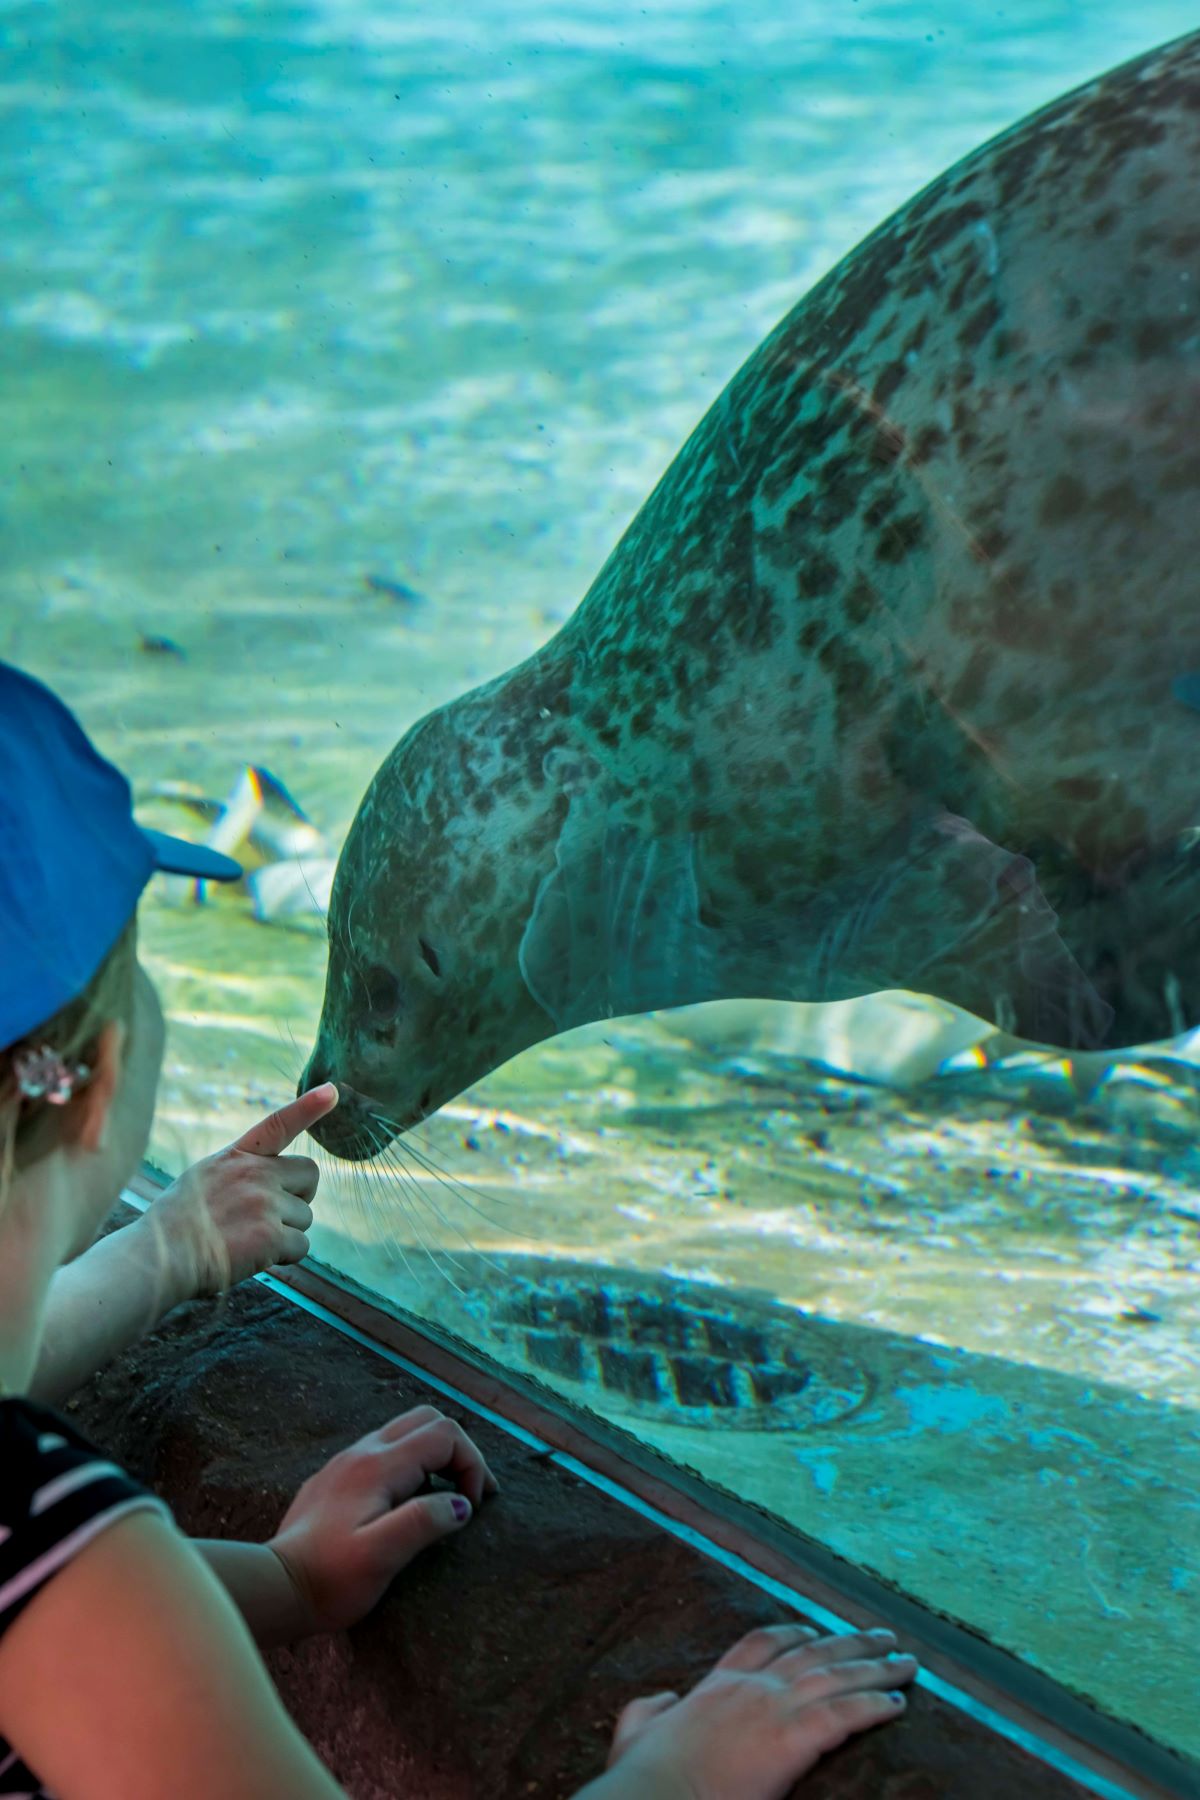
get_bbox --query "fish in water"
[144,766,336,924]
[138,632,187,660]
[364,572,426,608]
[302,31,1200,1157]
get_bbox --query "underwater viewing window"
[4,0,1199,1781]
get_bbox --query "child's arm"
[29,1084,337,1407]
[28,1210,196,1406]
[0,1510,348,1800]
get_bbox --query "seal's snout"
[305,1081,390,1160]
[297,1044,381,1158]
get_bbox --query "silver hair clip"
[11,1045,91,1106]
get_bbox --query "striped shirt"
[0,1397,170,1797]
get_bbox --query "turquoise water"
[4,0,1200,1768]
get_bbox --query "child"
[0,660,916,1798]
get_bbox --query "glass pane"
[6,0,1198,1767]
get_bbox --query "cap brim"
[141,826,243,883]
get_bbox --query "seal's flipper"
[520,750,1110,1050]
[806,812,1113,1050]
[519,754,721,1030]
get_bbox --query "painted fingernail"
[889,1691,907,1705]
[451,1494,470,1521]
[869,1628,896,1640]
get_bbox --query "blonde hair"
[0,910,237,1323]
[0,915,139,1197]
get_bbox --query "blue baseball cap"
[0,660,242,1050]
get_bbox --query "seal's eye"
[362,962,402,1020]
[418,937,442,978]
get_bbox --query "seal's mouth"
[311,1116,386,1161]
[304,1077,429,1161]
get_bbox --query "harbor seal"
[304,31,1200,1158]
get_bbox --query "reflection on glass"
[4,0,1198,1768]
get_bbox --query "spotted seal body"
[306,33,1200,1157]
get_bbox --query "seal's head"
[301,669,577,1160]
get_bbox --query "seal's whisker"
[364,1125,473,1293]
[373,1148,511,1286]
[390,1130,516,1224]
[305,1139,361,1263]
[384,1182,472,1295]
[370,1112,531,1239]
[279,1014,304,1067]
[310,1117,430,1276]
[343,882,369,968]
[375,1142,463,1237]
[373,1140,503,1284]
[348,1122,394,1233]
[294,859,329,922]
[358,1123,437,1289]
[313,1134,375,1243]
[371,1109,520,1218]
[346,1153,378,1240]
[358,1136,400,1243]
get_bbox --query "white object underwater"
[140,765,334,927]
[653,990,1200,1093]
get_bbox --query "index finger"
[232,1082,339,1157]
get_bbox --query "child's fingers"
[365,1488,475,1565]
[710,1622,822,1674]
[619,1692,679,1728]
[776,1651,918,1705]
[376,1405,446,1444]
[609,1690,679,1757]
[270,1153,320,1200]
[378,1416,497,1509]
[278,1195,315,1233]
[272,1224,311,1266]
[780,1628,898,1674]
[375,1407,501,1495]
[787,1687,908,1757]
